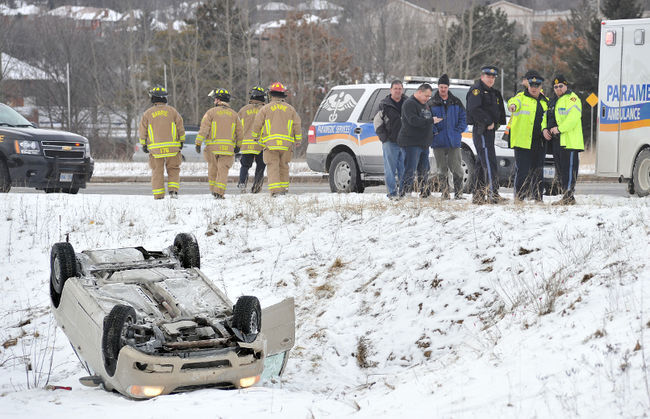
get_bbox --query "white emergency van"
[597,18,650,196]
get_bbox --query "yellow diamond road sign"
[586,93,598,108]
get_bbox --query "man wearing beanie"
[543,74,583,205]
[429,74,468,199]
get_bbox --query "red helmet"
[269,82,287,93]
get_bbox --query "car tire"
[460,148,476,193]
[0,158,10,193]
[632,148,650,197]
[232,296,261,343]
[102,305,137,377]
[64,185,79,194]
[50,242,77,295]
[44,188,61,193]
[173,233,200,268]
[329,152,362,193]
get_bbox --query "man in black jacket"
[397,83,434,196]
[466,65,507,204]
[375,80,407,199]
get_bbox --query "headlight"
[15,140,40,155]
[84,141,91,157]
[127,385,164,398]
[239,375,260,388]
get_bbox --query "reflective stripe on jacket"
[196,103,243,156]
[556,91,584,150]
[251,98,302,151]
[238,101,265,154]
[507,92,548,149]
[138,103,185,158]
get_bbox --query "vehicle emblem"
[63,146,72,151]
[322,92,357,122]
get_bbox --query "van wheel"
[50,242,77,307]
[632,148,650,197]
[232,296,261,343]
[173,233,200,268]
[329,152,361,193]
[102,305,137,377]
[460,148,476,193]
[0,158,10,193]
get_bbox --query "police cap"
[526,71,544,87]
[480,65,498,76]
[553,74,569,86]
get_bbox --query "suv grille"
[41,141,85,159]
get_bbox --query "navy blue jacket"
[397,95,433,148]
[429,90,467,148]
[466,80,506,128]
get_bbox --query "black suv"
[0,103,94,194]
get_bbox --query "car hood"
[1,126,88,143]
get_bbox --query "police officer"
[507,71,548,202]
[195,88,243,199]
[251,82,302,197]
[543,75,583,205]
[237,86,267,194]
[138,86,185,200]
[466,65,507,204]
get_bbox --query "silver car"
[50,233,295,398]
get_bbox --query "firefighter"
[195,88,243,199]
[466,65,507,204]
[543,74,584,205]
[251,82,302,196]
[237,86,268,193]
[138,86,185,200]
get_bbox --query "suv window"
[314,89,365,123]
[0,103,32,127]
[358,88,389,123]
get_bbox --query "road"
[9,181,631,197]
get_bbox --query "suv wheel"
[0,158,10,193]
[232,296,261,343]
[460,148,476,193]
[102,305,137,377]
[329,152,362,193]
[633,148,650,197]
[50,242,77,307]
[173,233,200,268]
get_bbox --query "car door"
[356,88,389,174]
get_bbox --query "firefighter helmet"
[269,82,287,93]
[208,88,231,102]
[149,86,168,98]
[249,86,266,100]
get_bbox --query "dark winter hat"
[438,74,450,86]
[523,70,537,80]
[552,74,569,86]
[481,65,498,76]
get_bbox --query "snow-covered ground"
[0,192,648,418]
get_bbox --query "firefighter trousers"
[205,152,234,196]
[263,149,292,195]
[149,152,181,199]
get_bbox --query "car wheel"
[64,185,79,194]
[627,179,635,195]
[102,305,137,377]
[0,158,10,193]
[44,188,61,193]
[460,148,476,193]
[50,242,77,295]
[632,148,650,197]
[173,233,200,268]
[232,296,261,343]
[329,152,362,193]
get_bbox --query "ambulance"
[597,18,650,196]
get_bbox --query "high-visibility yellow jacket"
[196,103,243,156]
[138,103,185,158]
[237,100,265,154]
[555,91,584,150]
[251,97,302,151]
[507,92,548,149]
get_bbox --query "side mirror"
[31,122,38,128]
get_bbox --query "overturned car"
[49,233,295,399]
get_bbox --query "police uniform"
[251,82,302,196]
[466,66,506,203]
[507,72,548,201]
[237,87,267,193]
[196,89,243,198]
[138,87,185,200]
[546,75,583,205]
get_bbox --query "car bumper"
[109,339,266,398]
[7,154,94,189]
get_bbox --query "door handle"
[354,127,362,134]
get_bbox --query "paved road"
[9,181,630,197]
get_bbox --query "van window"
[359,88,389,123]
[314,89,365,123]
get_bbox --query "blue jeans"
[382,141,404,196]
[400,146,430,194]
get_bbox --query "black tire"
[232,296,261,343]
[64,185,79,194]
[627,179,635,195]
[44,188,61,193]
[173,233,200,268]
[632,148,650,197]
[329,152,362,193]
[50,242,77,295]
[460,148,476,193]
[102,305,137,377]
[0,158,10,193]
